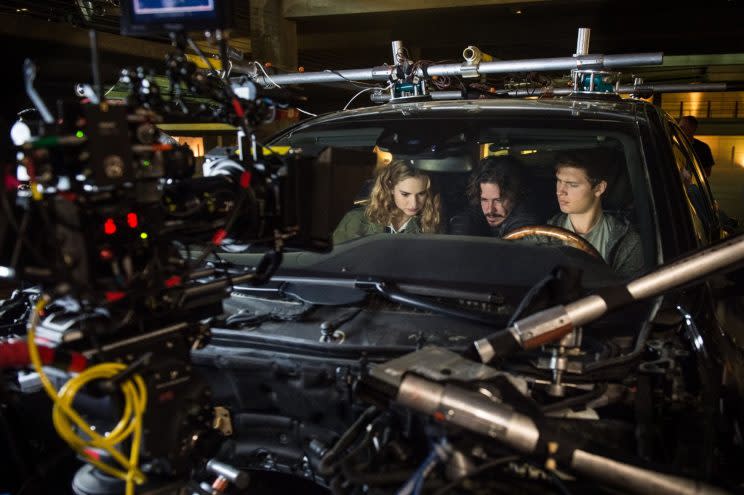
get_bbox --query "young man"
[548,152,644,277]
[449,156,538,237]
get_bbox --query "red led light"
[212,229,227,246]
[99,248,114,261]
[164,276,182,288]
[240,171,252,189]
[127,212,138,228]
[104,218,117,235]
[105,291,126,302]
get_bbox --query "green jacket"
[332,208,423,244]
[548,212,644,278]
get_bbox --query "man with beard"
[449,156,538,237]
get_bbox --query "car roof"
[293,96,652,130]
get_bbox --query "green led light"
[75,130,85,138]
[140,232,148,239]
[142,160,151,167]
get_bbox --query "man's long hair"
[467,156,526,206]
[366,160,441,232]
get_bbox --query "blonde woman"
[333,160,440,244]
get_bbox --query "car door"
[667,121,720,245]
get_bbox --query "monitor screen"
[121,0,230,35]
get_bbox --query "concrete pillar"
[250,0,297,71]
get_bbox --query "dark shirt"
[449,204,539,237]
[692,138,714,176]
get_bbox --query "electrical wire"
[343,88,376,110]
[343,84,392,111]
[322,70,379,89]
[254,61,282,89]
[432,455,520,495]
[296,107,318,117]
[26,296,147,495]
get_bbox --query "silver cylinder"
[512,305,572,349]
[564,295,607,328]
[617,83,729,94]
[575,28,591,56]
[251,67,390,86]
[571,449,729,495]
[463,46,480,64]
[397,375,540,453]
[602,52,663,67]
[627,235,744,300]
[392,40,405,64]
[397,373,445,415]
[431,91,465,100]
[246,52,662,87]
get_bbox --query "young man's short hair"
[555,151,609,188]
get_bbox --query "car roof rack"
[237,28,742,105]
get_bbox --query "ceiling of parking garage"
[1,0,744,113]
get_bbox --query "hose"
[26,295,147,495]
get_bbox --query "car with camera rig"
[4,27,744,495]
[186,77,744,494]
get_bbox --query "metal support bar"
[250,66,392,86]
[475,234,744,362]
[248,52,662,87]
[575,27,591,56]
[504,82,738,98]
[394,374,727,495]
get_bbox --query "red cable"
[0,340,88,372]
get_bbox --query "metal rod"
[89,30,102,102]
[249,53,662,87]
[395,374,727,495]
[251,67,391,86]
[504,82,736,98]
[619,83,732,93]
[392,40,404,64]
[575,27,591,56]
[626,235,744,300]
[475,234,744,361]
[23,59,54,124]
[422,53,662,77]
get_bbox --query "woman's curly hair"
[365,160,440,232]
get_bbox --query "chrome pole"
[475,234,744,361]
[575,27,591,56]
[247,53,662,87]
[395,374,727,495]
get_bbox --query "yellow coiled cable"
[27,296,148,495]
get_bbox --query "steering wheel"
[503,225,603,260]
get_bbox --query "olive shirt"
[548,212,644,278]
[332,208,423,244]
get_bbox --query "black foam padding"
[593,285,635,311]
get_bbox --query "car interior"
[276,119,653,272]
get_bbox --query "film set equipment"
[0,1,325,493]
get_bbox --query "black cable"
[524,459,573,495]
[373,282,503,326]
[431,455,520,495]
[324,70,379,89]
[185,36,220,78]
[541,383,608,413]
[507,271,556,327]
[0,187,46,265]
[319,406,379,475]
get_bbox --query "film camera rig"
[0,1,315,493]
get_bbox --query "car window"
[669,125,716,244]
[271,116,654,280]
